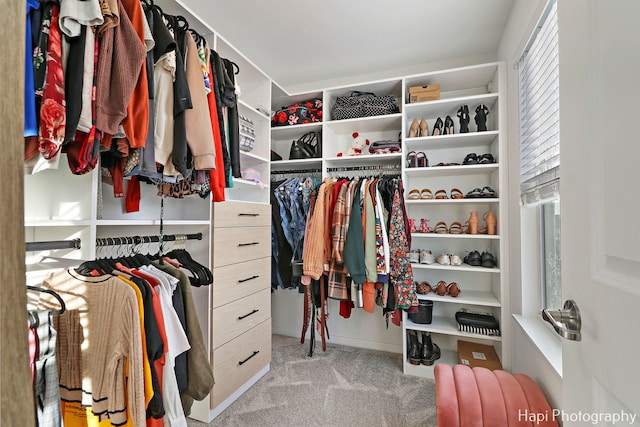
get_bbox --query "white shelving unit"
[400,62,508,379]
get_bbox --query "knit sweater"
[41,269,145,427]
[303,182,326,280]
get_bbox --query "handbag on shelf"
[288,131,322,160]
[272,98,323,127]
[331,91,399,120]
[455,309,501,336]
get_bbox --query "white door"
[558,1,640,425]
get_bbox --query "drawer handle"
[238,242,259,247]
[238,350,259,366]
[238,275,259,283]
[238,309,259,320]
[238,213,259,217]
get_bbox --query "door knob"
[541,300,581,341]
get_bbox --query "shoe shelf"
[404,93,499,118]
[402,349,458,379]
[411,232,500,240]
[406,316,502,342]
[404,130,499,150]
[404,163,499,177]
[411,263,500,274]
[405,198,499,205]
[417,291,501,307]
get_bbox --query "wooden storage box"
[409,84,441,103]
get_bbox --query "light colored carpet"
[187,334,437,427]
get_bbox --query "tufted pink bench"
[434,364,558,427]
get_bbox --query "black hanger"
[27,285,65,316]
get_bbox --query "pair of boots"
[407,330,441,365]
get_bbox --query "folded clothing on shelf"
[240,167,264,188]
[368,139,401,154]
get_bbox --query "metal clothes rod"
[96,233,203,247]
[25,238,82,252]
[271,168,322,174]
[325,164,401,172]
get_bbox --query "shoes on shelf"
[419,218,431,233]
[475,104,490,132]
[416,281,432,294]
[416,151,429,167]
[407,189,420,200]
[432,117,444,136]
[437,253,451,265]
[450,188,464,200]
[466,211,479,234]
[464,250,482,266]
[421,331,441,365]
[434,280,448,296]
[406,150,417,168]
[478,153,495,164]
[408,119,419,138]
[420,189,434,200]
[435,189,449,200]
[407,330,421,365]
[457,105,470,133]
[408,218,417,233]
[481,251,497,268]
[444,116,455,135]
[420,249,435,264]
[409,248,420,263]
[484,211,497,235]
[449,221,464,234]
[434,221,448,234]
[447,282,461,297]
[463,153,478,165]
[419,118,429,137]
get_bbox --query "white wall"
[497,0,563,409]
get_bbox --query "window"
[518,0,560,311]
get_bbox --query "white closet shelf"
[404,131,499,149]
[404,93,498,117]
[240,151,269,163]
[417,290,501,307]
[232,177,263,187]
[405,198,500,205]
[324,153,402,164]
[270,122,322,138]
[402,350,458,378]
[406,316,502,342]
[324,113,402,133]
[238,99,270,120]
[411,263,500,274]
[404,163,499,177]
[270,158,322,169]
[96,220,210,226]
[411,232,500,240]
[25,220,93,226]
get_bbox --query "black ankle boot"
[474,104,489,132]
[421,331,441,366]
[407,330,421,365]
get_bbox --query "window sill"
[513,314,562,377]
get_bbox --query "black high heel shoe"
[475,104,490,132]
[432,117,444,136]
[457,105,470,133]
[444,116,454,135]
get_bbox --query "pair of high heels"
[408,218,431,233]
[466,211,497,235]
[408,118,429,138]
[432,116,455,136]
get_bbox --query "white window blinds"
[518,1,559,205]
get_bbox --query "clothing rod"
[326,165,401,172]
[25,238,82,252]
[96,233,202,247]
[271,168,322,174]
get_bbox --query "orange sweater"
[120,0,149,148]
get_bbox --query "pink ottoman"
[434,364,557,426]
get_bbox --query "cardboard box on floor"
[457,340,503,370]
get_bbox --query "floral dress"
[388,182,417,310]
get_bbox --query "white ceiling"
[168,0,515,93]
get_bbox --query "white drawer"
[212,288,271,349]
[212,226,270,267]
[213,201,271,228]
[212,256,270,308]
[211,319,271,408]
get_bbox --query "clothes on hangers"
[24,1,240,210]
[31,239,214,426]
